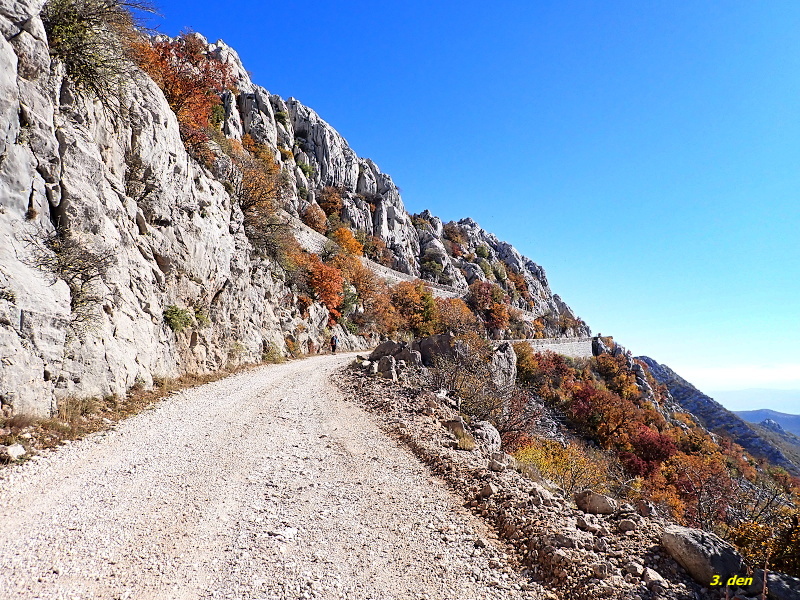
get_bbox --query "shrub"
[361,234,393,265]
[298,161,315,179]
[389,280,439,337]
[163,305,193,332]
[442,222,465,244]
[476,244,490,259]
[492,261,507,281]
[277,145,294,162]
[132,32,234,161]
[301,203,327,233]
[330,227,363,256]
[435,297,479,335]
[42,0,152,111]
[21,225,114,338]
[318,186,343,216]
[515,438,615,495]
[274,111,289,127]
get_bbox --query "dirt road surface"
[0,353,539,600]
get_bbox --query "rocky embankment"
[336,363,800,600]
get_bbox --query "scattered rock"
[479,483,498,498]
[618,519,637,533]
[0,444,26,461]
[574,490,618,515]
[660,524,743,586]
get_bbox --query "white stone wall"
[518,338,594,359]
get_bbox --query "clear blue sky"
[151,1,800,410]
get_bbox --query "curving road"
[0,353,538,600]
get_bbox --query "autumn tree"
[301,203,327,233]
[435,297,479,335]
[331,227,363,256]
[318,186,343,217]
[389,280,439,337]
[133,32,234,161]
[304,254,343,322]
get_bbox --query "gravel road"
[0,353,540,600]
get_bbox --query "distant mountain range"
[735,409,800,437]
[710,389,800,414]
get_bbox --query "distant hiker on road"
[330,334,338,354]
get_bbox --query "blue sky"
[151,1,800,410]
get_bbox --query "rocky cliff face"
[208,40,588,335]
[638,357,799,475]
[0,0,586,418]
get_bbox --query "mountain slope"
[0,1,586,419]
[638,356,799,474]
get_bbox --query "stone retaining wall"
[516,337,594,359]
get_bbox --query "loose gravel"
[0,353,540,600]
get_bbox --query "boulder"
[395,348,422,368]
[369,340,404,361]
[660,525,743,586]
[758,571,800,600]
[574,490,618,515]
[415,333,456,367]
[472,421,501,454]
[618,519,637,533]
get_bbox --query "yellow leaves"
[514,438,615,495]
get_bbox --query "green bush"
[476,244,490,259]
[274,111,289,127]
[41,0,152,111]
[298,162,315,178]
[163,305,193,333]
[194,308,210,327]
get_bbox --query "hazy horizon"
[706,388,800,413]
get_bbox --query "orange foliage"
[389,280,439,337]
[331,227,363,256]
[435,297,479,335]
[318,186,343,217]
[133,33,233,160]
[301,203,327,233]
[304,254,343,321]
[507,270,531,301]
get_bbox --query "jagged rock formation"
[210,40,588,336]
[0,2,587,417]
[0,2,370,417]
[638,357,799,475]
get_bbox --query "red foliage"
[133,33,234,160]
[305,254,343,321]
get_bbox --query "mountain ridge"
[0,6,585,418]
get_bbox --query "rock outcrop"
[660,525,743,586]
[0,4,370,417]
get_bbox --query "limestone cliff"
[0,0,586,418]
